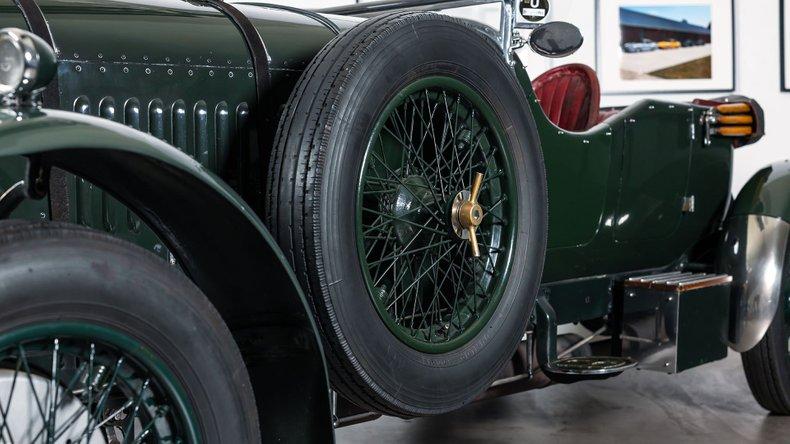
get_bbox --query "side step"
[625,271,732,292]
[544,356,637,380]
[622,271,732,373]
[535,297,636,383]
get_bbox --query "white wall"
[257,0,788,194]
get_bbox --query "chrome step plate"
[543,356,637,383]
[625,271,732,292]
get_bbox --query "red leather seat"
[532,64,601,132]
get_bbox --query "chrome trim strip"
[627,271,688,282]
[235,3,341,35]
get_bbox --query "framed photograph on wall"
[597,0,735,94]
[782,0,790,91]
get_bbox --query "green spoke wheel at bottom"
[0,221,261,443]
[0,324,197,443]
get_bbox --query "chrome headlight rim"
[0,28,41,97]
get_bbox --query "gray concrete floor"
[336,352,790,443]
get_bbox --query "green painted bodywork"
[0,0,743,327]
[0,0,359,259]
[513,58,732,285]
[733,161,790,222]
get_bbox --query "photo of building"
[620,7,711,45]
[620,5,713,80]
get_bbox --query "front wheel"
[0,221,260,442]
[742,236,790,414]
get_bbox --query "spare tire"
[266,12,547,417]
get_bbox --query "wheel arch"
[732,161,790,222]
[718,161,790,353]
[0,109,333,442]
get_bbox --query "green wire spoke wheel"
[0,221,261,443]
[267,12,547,417]
[357,76,517,354]
[0,323,197,443]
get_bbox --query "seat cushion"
[532,64,601,132]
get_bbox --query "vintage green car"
[0,0,784,441]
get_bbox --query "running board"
[535,297,636,383]
[625,271,732,292]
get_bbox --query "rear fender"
[718,161,790,352]
[0,108,332,442]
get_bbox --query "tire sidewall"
[0,225,260,442]
[315,17,546,413]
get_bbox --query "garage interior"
[0,0,786,441]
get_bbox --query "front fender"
[718,161,790,353]
[733,161,790,222]
[0,108,332,442]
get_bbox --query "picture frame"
[596,0,735,95]
[782,0,789,91]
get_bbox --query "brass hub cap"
[450,172,485,257]
[451,192,484,234]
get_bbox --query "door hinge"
[682,196,696,213]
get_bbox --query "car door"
[614,102,693,242]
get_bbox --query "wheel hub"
[390,175,437,245]
[450,190,484,238]
[449,172,485,257]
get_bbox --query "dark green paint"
[2,0,353,261]
[536,111,612,250]
[543,276,613,325]
[0,155,49,220]
[622,284,729,372]
[733,160,790,222]
[512,57,733,285]
[615,105,692,241]
[534,296,558,367]
[0,4,26,29]
[673,285,729,372]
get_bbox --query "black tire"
[0,220,260,442]
[266,12,547,417]
[742,238,790,414]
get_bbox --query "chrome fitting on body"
[0,28,56,106]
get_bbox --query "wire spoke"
[0,358,20,444]
[18,345,48,425]
[358,83,514,348]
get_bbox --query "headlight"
[0,34,25,95]
[0,28,56,99]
